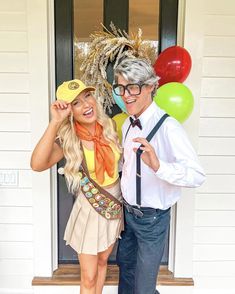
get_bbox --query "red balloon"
[153,46,192,86]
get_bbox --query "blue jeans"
[117,206,171,294]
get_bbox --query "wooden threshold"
[32,264,194,286]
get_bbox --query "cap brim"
[84,86,96,92]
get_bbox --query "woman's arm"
[30,120,64,171]
[30,100,71,171]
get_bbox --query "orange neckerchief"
[74,121,115,184]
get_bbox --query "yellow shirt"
[83,143,120,187]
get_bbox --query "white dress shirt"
[121,102,205,209]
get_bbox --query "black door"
[55,0,178,263]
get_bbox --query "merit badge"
[109,201,114,207]
[99,200,105,206]
[88,183,93,188]
[91,188,98,194]
[112,203,117,209]
[105,212,111,219]
[95,194,102,201]
[85,192,93,198]
[81,177,89,186]
[83,184,89,192]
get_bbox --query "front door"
[55,0,178,264]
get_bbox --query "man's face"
[117,75,154,117]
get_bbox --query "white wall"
[0,0,34,292]
[1,0,235,294]
[188,0,235,290]
[0,0,52,293]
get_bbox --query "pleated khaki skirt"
[64,181,123,255]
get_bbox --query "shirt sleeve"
[155,121,205,188]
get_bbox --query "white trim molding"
[28,0,53,276]
[173,0,204,277]
[30,0,203,281]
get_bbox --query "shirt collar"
[131,102,163,128]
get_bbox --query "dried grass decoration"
[80,23,157,112]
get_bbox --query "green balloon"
[154,82,194,123]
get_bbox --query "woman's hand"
[50,100,72,123]
[133,137,160,172]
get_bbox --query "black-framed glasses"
[113,83,146,96]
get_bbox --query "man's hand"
[133,137,160,172]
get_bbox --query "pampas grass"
[78,23,157,112]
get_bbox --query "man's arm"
[133,120,205,188]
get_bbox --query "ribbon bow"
[130,117,142,130]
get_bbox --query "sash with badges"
[79,160,122,220]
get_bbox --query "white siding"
[0,0,33,292]
[0,0,53,292]
[0,0,235,294]
[193,0,235,289]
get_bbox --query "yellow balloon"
[112,112,128,142]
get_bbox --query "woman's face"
[71,90,97,126]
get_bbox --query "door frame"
[54,0,179,266]
[54,0,178,87]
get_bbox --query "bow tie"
[130,117,142,130]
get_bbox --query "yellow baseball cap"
[56,79,95,103]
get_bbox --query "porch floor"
[32,264,194,286]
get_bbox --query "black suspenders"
[124,113,169,206]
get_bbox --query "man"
[113,58,205,294]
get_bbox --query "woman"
[31,79,123,294]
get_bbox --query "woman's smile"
[83,107,94,118]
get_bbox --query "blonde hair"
[57,101,122,194]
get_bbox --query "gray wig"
[114,58,159,97]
